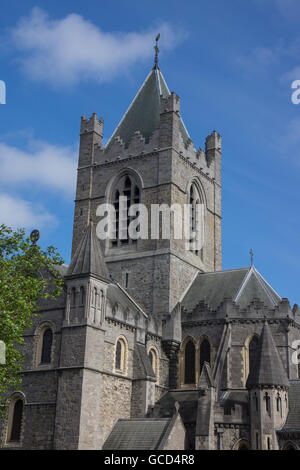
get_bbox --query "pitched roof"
[136,343,156,379]
[182,266,281,312]
[280,380,300,432]
[102,418,172,450]
[198,362,215,389]
[67,222,110,281]
[157,390,199,424]
[106,67,190,148]
[246,322,289,388]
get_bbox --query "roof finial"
[30,229,40,247]
[249,248,254,266]
[154,33,160,69]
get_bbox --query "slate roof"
[157,390,198,424]
[67,222,110,281]
[102,418,172,450]
[246,322,289,388]
[182,266,281,312]
[107,283,147,317]
[280,380,300,432]
[106,67,190,148]
[52,263,69,276]
[136,343,156,379]
[219,390,249,407]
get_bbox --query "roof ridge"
[253,266,282,302]
[67,222,110,281]
[199,267,250,275]
[252,267,279,307]
[106,69,154,148]
[233,266,253,303]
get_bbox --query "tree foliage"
[0,224,64,413]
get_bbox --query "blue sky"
[0,0,300,305]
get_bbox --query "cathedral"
[1,51,300,451]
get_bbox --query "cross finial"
[154,33,160,69]
[30,229,40,247]
[249,248,254,266]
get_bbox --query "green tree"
[0,224,64,414]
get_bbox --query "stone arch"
[179,336,197,387]
[33,321,55,368]
[233,439,251,450]
[186,177,206,259]
[114,335,128,375]
[148,346,160,383]
[282,441,298,450]
[105,168,143,249]
[242,333,260,386]
[5,392,26,446]
[105,167,144,201]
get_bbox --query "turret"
[54,222,110,449]
[71,113,104,257]
[246,321,289,450]
[205,130,221,185]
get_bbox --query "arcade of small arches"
[179,332,266,389]
[179,336,213,387]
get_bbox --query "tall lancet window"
[184,340,196,384]
[249,336,259,378]
[9,399,23,443]
[40,328,53,364]
[199,338,211,374]
[111,174,141,247]
[188,182,204,257]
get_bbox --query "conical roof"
[106,67,190,148]
[67,222,110,281]
[246,322,289,388]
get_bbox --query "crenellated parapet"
[80,112,103,137]
[181,296,300,326]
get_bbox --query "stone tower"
[247,322,290,450]
[71,63,222,319]
[54,222,110,449]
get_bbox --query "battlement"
[205,130,222,152]
[160,91,181,114]
[80,112,104,136]
[182,296,298,324]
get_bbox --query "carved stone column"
[163,340,180,389]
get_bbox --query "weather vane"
[249,248,254,266]
[154,33,160,69]
[30,229,40,247]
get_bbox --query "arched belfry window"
[200,338,211,374]
[188,182,204,257]
[184,340,196,384]
[111,173,141,247]
[8,399,23,443]
[40,328,53,364]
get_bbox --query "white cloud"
[0,139,77,196]
[0,193,57,229]
[10,8,185,86]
